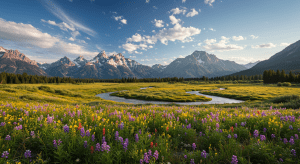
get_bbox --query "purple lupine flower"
[86,130,90,137]
[148,134,151,139]
[58,139,62,146]
[0,122,5,126]
[260,135,266,141]
[289,125,293,130]
[289,138,294,145]
[91,134,95,142]
[191,159,195,164]
[1,151,9,158]
[115,131,119,140]
[184,155,187,159]
[24,150,31,158]
[295,134,298,140]
[53,140,57,148]
[199,132,202,136]
[40,124,42,127]
[271,134,276,139]
[223,117,225,122]
[30,131,35,137]
[63,124,69,133]
[291,149,296,156]
[119,137,123,144]
[19,118,22,122]
[263,128,267,133]
[279,158,283,162]
[231,155,238,164]
[201,150,207,158]
[119,122,124,130]
[84,141,88,148]
[283,138,288,144]
[143,153,149,163]
[139,129,142,134]
[192,143,196,150]
[140,159,143,164]
[13,122,17,125]
[153,150,159,160]
[219,129,223,133]
[216,123,219,129]
[102,136,105,144]
[5,135,11,141]
[123,138,129,151]
[135,134,139,142]
[95,143,101,151]
[235,123,237,128]
[148,150,152,157]
[185,132,187,136]
[228,134,231,139]
[253,130,259,138]
[80,127,85,137]
[234,134,238,139]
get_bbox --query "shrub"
[277,82,282,86]
[270,95,300,104]
[282,82,291,86]
[38,86,55,93]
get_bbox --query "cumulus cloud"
[280,43,291,47]
[186,8,199,17]
[227,57,260,64]
[152,30,155,33]
[0,18,97,57]
[113,16,122,21]
[40,0,96,36]
[179,55,184,58]
[0,18,60,49]
[86,37,90,40]
[182,0,186,3]
[251,43,276,49]
[232,36,244,41]
[250,35,259,39]
[153,19,164,28]
[169,7,187,15]
[96,45,102,51]
[181,46,185,48]
[120,19,127,24]
[203,36,244,52]
[146,0,150,3]
[204,0,215,6]
[169,15,181,25]
[209,28,216,31]
[197,43,202,46]
[71,31,80,39]
[126,33,144,42]
[68,37,75,41]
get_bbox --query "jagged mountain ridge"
[0,46,47,76]
[242,60,261,69]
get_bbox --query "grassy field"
[1,82,300,163]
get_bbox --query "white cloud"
[232,36,244,41]
[0,18,60,49]
[146,0,150,3]
[203,37,244,52]
[153,6,158,9]
[181,46,185,48]
[204,0,215,7]
[71,31,80,39]
[280,43,291,47]
[68,37,75,41]
[134,51,143,54]
[153,19,164,28]
[113,16,122,21]
[182,0,186,3]
[86,37,90,40]
[250,35,259,39]
[227,57,260,64]
[209,28,216,31]
[186,8,199,17]
[251,43,276,49]
[152,30,155,33]
[40,0,96,36]
[179,55,184,58]
[106,51,118,56]
[129,55,136,58]
[197,43,202,46]
[41,19,76,32]
[78,40,86,44]
[169,15,181,25]
[169,7,187,15]
[120,19,127,24]
[122,21,201,53]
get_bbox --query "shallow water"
[96,87,244,105]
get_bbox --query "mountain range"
[230,40,300,76]
[1,43,283,79]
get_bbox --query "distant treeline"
[1,70,298,84]
[263,70,300,84]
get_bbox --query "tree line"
[263,69,300,84]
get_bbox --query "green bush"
[282,82,291,86]
[270,95,300,103]
[277,82,282,86]
[38,85,55,93]
[2,88,16,93]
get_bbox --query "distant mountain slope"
[231,40,300,76]
[0,46,47,76]
[161,51,247,78]
[242,60,261,69]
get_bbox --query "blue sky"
[0,0,299,65]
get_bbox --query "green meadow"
[1,82,300,164]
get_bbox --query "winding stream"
[96,87,244,105]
